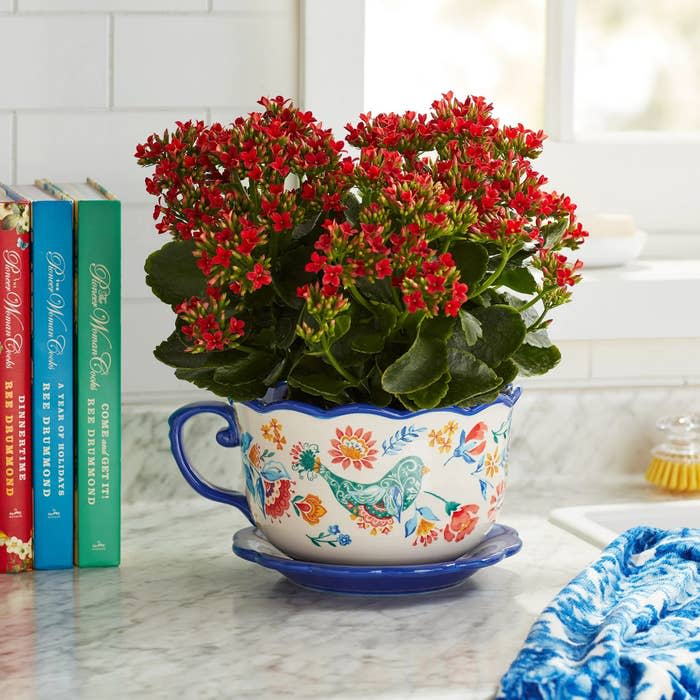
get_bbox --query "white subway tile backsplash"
[16,110,205,203]
[591,339,700,380]
[0,114,12,183]
[0,17,107,109]
[18,0,207,9]
[113,15,297,108]
[212,0,296,11]
[122,203,167,299]
[123,298,184,395]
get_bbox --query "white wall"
[0,0,299,401]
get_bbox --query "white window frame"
[301,0,700,242]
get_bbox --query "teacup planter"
[170,386,521,565]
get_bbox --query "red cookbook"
[0,195,32,572]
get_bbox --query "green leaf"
[381,317,452,394]
[500,292,540,327]
[496,267,537,294]
[524,329,552,348]
[494,358,518,386]
[459,309,482,345]
[513,343,561,376]
[213,352,279,386]
[350,303,398,354]
[154,332,247,370]
[469,305,527,368]
[355,277,395,304]
[442,321,500,406]
[406,372,450,409]
[367,365,392,407]
[288,357,351,403]
[292,211,321,239]
[174,368,264,401]
[272,242,315,303]
[352,331,385,354]
[343,191,361,227]
[460,387,501,408]
[542,219,568,248]
[145,240,207,305]
[451,240,489,287]
[371,302,399,333]
[273,306,301,349]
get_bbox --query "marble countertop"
[1,480,676,700]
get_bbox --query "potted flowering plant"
[136,93,586,567]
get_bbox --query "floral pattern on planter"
[488,481,506,522]
[403,506,441,547]
[444,504,480,543]
[381,425,427,456]
[350,506,395,536]
[261,418,286,451]
[307,524,352,548]
[492,417,513,477]
[427,420,459,454]
[292,493,327,525]
[329,426,378,470]
[241,432,294,520]
[421,491,482,544]
[485,447,501,478]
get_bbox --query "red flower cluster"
[136,97,350,351]
[175,295,245,352]
[137,93,585,355]
[345,92,587,251]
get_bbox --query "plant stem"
[470,246,514,297]
[518,290,545,312]
[527,309,548,331]
[348,284,373,312]
[321,338,356,383]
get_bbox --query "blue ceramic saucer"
[232,524,522,595]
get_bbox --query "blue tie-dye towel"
[498,527,700,700]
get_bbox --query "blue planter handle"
[168,401,254,524]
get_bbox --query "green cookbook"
[38,179,121,567]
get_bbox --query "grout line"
[7,10,285,16]
[107,14,115,109]
[0,106,251,115]
[10,112,16,183]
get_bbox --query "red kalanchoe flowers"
[137,92,586,409]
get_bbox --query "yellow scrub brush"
[645,414,700,492]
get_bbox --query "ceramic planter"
[169,385,521,565]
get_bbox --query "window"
[575,0,700,133]
[303,0,700,247]
[365,0,545,127]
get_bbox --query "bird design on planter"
[290,441,427,533]
[444,421,488,467]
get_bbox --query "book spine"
[32,200,74,569]
[75,199,121,567]
[0,202,32,573]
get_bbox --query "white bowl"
[579,230,647,269]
